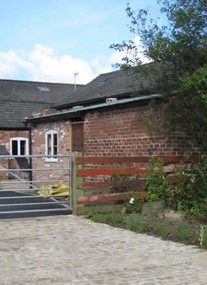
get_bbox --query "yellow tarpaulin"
[38,183,70,200]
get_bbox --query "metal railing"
[0,154,72,218]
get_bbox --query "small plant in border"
[121,195,143,214]
[199,224,205,247]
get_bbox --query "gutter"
[0,127,28,131]
[26,93,162,124]
[26,110,82,124]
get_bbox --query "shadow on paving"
[0,190,72,219]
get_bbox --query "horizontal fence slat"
[73,154,198,215]
[77,191,147,204]
[77,167,147,176]
[75,156,196,165]
[162,156,196,163]
[75,156,149,164]
[78,180,145,190]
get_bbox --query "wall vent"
[72,105,84,110]
[106,97,117,103]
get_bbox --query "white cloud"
[0,50,28,77]
[0,45,98,84]
[27,44,98,84]
[110,36,151,66]
[0,38,150,84]
[91,54,113,74]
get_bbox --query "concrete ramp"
[0,190,71,219]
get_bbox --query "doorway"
[71,122,83,152]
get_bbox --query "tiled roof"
[0,79,83,104]
[0,79,84,129]
[0,101,51,128]
[54,63,158,109]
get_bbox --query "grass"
[85,211,207,249]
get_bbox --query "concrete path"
[0,215,207,285]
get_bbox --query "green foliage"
[86,212,124,226]
[178,66,207,149]
[84,209,96,219]
[125,214,151,232]
[105,212,124,226]
[121,196,143,214]
[152,222,171,237]
[186,200,207,222]
[198,224,206,247]
[163,66,207,149]
[146,158,168,202]
[89,213,109,224]
[174,222,193,241]
[86,211,207,248]
[111,0,207,78]
[139,99,165,136]
[168,157,207,213]
[111,0,207,150]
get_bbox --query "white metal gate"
[0,154,72,218]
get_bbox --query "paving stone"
[0,215,207,284]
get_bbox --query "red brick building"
[27,67,191,182]
[0,79,83,179]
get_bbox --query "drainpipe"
[24,120,33,184]
[28,125,33,184]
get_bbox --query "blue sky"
[0,0,163,84]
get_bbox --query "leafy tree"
[111,0,207,149]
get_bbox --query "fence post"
[71,152,83,215]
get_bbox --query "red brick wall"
[0,130,29,154]
[0,130,29,179]
[31,121,71,185]
[82,104,193,185]
[83,104,190,157]
[30,103,193,186]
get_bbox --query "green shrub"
[186,200,207,222]
[121,196,143,214]
[168,157,207,214]
[146,158,168,202]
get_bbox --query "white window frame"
[10,137,28,156]
[45,130,58,162]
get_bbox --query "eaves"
[26,93,162,125]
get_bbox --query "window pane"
[12,141,18,155]
[47,134,52,155]
[53,134,57,156]
[53,134,57,147]
[20,140,26,155]
[48,134,52,147]
[46,132,58,158]
[48,146,52,155]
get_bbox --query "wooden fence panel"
[77,167,146,176]
[72,153,194,215]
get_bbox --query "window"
[10,137,28,156]
[45,130,58,161]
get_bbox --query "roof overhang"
[0,126,28,131]
[53,91,134,110]
[26,93,162,125]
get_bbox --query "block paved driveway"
[0,215,207,285]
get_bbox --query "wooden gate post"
[72,152,83,215]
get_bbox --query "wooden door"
[71,123,83,152]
